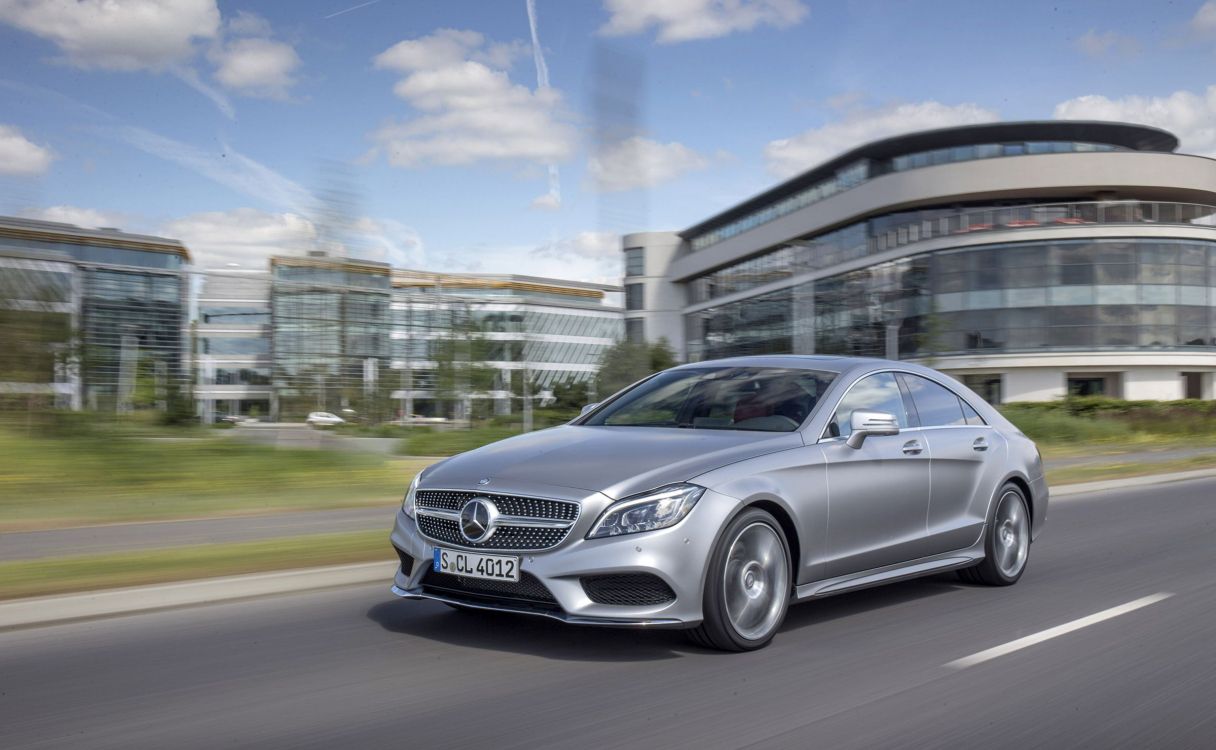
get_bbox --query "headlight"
[402,474,419,518]
[587,483,704,539]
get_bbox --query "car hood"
[419,425,803,500]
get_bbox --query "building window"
[625,318,645,343]
[961,374,1003,405]
[1183,372,1204,400]
[625,283,644,311]
[625,247,645,277]
[1067,373,1121,397]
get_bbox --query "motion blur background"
[2,0,1216,614]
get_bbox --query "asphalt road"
[7,448,1212,562]
[2,479,1215,749]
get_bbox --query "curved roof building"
[622,120,1216,402]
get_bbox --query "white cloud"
[0,123,54,175]
[116,125,313,211]
[161,207,425,268]
[530,192,561,211]
[370,28,575,168]
[0,0,220,71]
[22,205,126,228]
[209,37,300,99]
[226,9,271,37]
[421,232,621,285]
[1075,29,1140,58]
[1191,1,1216,35]
[600,0,807,43]
[764,101,1000,177]
[163,208,316,268]
[171,66,235,119]
[346,216,425,268]
[589,136,709,192]
[1053,85,1216,156]
[528,231,622,284]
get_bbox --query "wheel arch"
[995,472,1034,535]
[742,498,801,582]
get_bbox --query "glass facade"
[271,260,393,420]
[624,247,645,277]
[686,238,1216,362]
[79,268,184,409]
[690,200,1216,305]
[625,283,644,310]
[687,140,1140,252]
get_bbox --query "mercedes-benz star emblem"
[477,478,490,485]
[459,498,496,543]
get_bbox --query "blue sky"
[2,0,1216,281]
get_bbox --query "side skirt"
[793,539,986,602]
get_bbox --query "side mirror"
[845,410,900,449]
[579,402,600,416]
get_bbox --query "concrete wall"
[1122,369,1185,401]
[1001,369,1065,402]
[622,231,686,357]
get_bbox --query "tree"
[594,337,678,397]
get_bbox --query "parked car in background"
[305,411,345,426]
[389,355,1048,651]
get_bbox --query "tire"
[687,508,792,652]
[959,482,1031,586]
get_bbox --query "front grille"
[414,489,579,551]
[421,570,559,610]
[417,514,568,550]
[416,490,579,521]
[582,574,677,607]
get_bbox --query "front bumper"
[388,488,740,628]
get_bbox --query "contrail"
[324,0,382,20]
[526,0,561,210]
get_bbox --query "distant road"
[2,478,1214,749]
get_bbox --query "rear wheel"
[959,483,1031,586]
[687,508,791,652]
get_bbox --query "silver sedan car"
[389,356,1047,651]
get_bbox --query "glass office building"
[390,271,623,418]
[269,256,394,421]
[0,217,188,412]
[625,121,1216,402]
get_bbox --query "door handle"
[902,440,923,455]
[973,438,988,452]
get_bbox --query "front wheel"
[687,508,791,652]
[959,483,1031,586]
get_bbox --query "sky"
[2,0,1216,283]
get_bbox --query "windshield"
[583,367,836,432]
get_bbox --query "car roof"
[671,354,895,375]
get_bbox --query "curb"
[0,561,396,631]
[1051,467,1216,498]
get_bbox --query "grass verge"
[1046,453,1216,486]
[0,429,432,530]
[0,530,393,601]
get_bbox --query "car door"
[898,373,1002,554]
[819,371,932,577]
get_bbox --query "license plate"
[433,548,520,582]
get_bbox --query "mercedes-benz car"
[389,356,1047,651]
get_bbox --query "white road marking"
[945,592,1175,670]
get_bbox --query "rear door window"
[900,374,966,427]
